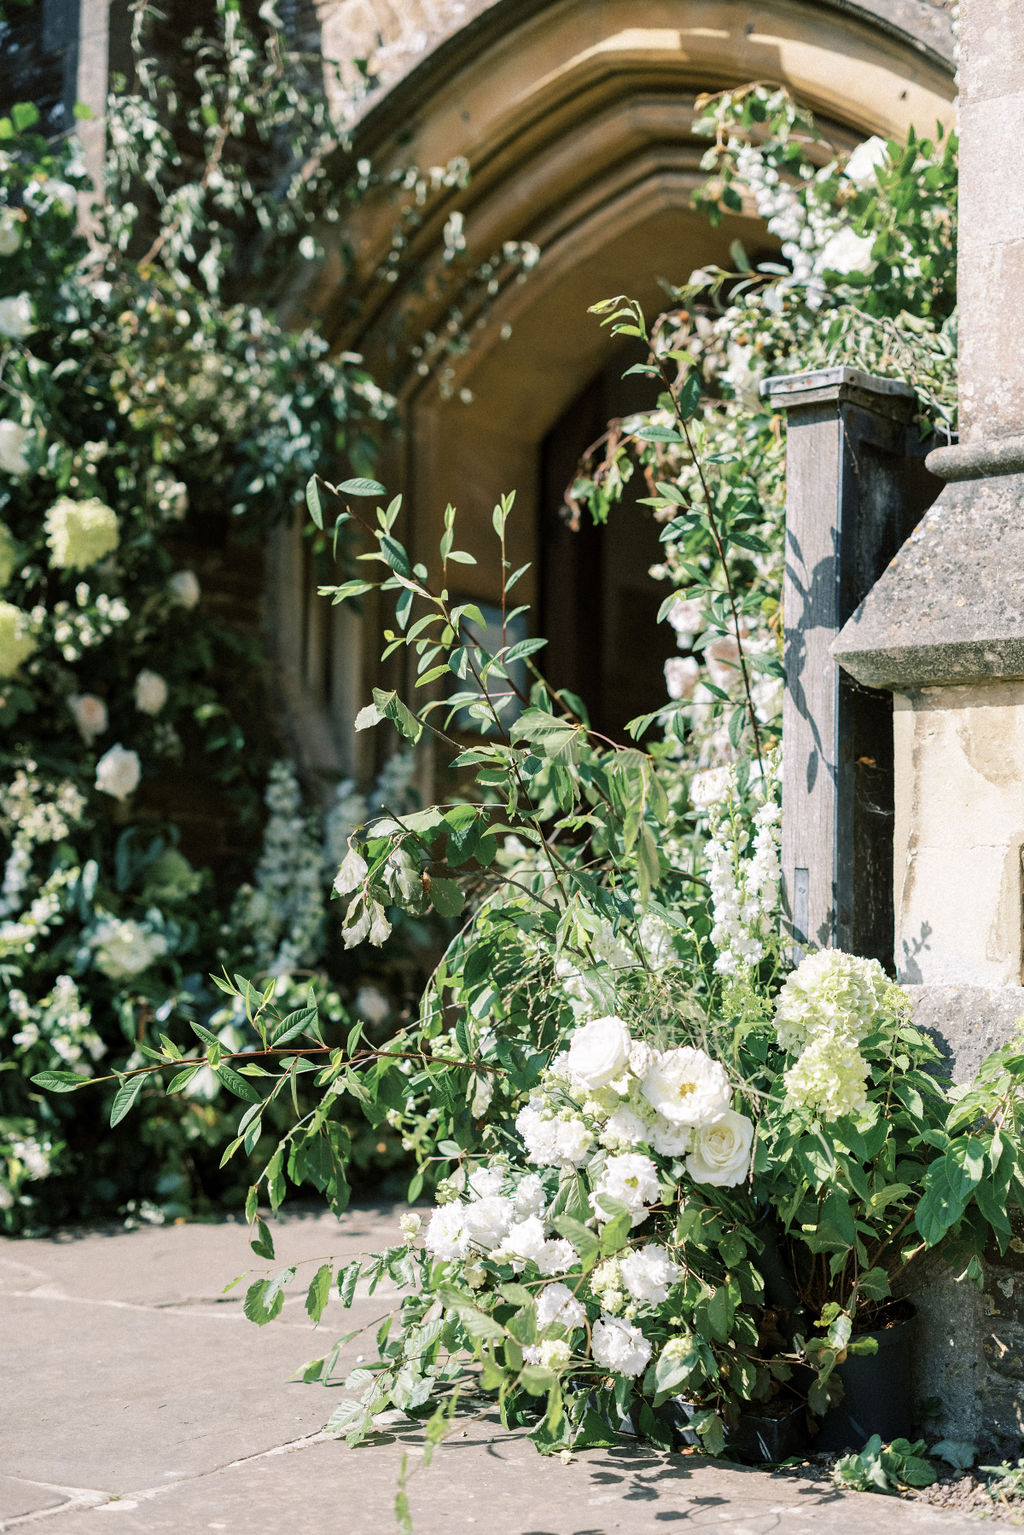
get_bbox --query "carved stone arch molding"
[275,0,954,774]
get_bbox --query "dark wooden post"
[762,367,941,967]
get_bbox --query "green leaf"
[553,1214,600,1271]
[109,1074,145,1128]
[31,1071,90,1093]
[306,1263,333,1323]
[337,477,387,497]
[11,101,40,131]
[305,476,324,529]
[380,534,411,577]
[214,1064,263,1104]
[250,1217,275,1260]
[429,878,464,919]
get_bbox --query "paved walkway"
[0,1205,994,1534]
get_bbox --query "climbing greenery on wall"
[0,0,443,1231]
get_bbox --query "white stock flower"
[591,1316,652,1377]
[664,656,699,701]
[0,420,31,475]
[593,1152,660,1223]
[0,293,33,338]
[536,1282,586,1332]
[134,669,168,715]
[566,1014,632,1091]
[94,744,140,801]
[167,569,201,608]
[619,1244,681,1305]
[516,1103,593,1168]
[844,135,888,187]
[68,692,108,743]
[686,1110,754,1187]
[641,1046,732,1128]
[425,1202,471,1259]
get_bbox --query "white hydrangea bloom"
[591,1315,652,1377]
[686,1110,755,1187]
[619,1244,682,1305]
[641,1046,732,1128]
[774,948,891,1052]
[783,1032,871,1121]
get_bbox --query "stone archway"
[280,0,956,767]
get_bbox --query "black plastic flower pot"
[812,1309,917,1452]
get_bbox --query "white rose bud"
[0,420,31,476]
[167,569,200,608]
[69,692,108,743]
[0,293,34,339]
[94,743,141,801]
[134,669,168,715]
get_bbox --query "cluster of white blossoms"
[514,1014,755,1199]
[43,496,120,572]
[231,761,325,974]
[415,1013,757,1382]
[91,915,169,980]
[706,789,781,976]
[774,949,893,1121]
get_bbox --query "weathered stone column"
[833,0,1024,1445]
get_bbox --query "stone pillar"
[833,0,1024,1447]
[761,368,937,969]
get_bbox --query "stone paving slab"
[0,1205,997,1535]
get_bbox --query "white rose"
[94,743,141,801]
[167,569,200,608]
[685,1109,755,1187]
[425,1203,471,1260]
[844,135,888,187]
[134,669,168,715]
[641,1046,732,1128]
[0,293,33,339]
[68,692,108,743]
[566,1014,632,1091]
[591,1315,652,1378]
[816,226,876,276]
[463,1193,514,1251]
[0,210,23,256]
[667,597,704,644]
[664,656,699,701]
[0,420,31,475]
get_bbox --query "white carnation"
[566,1014,632,1091]
[593,1152,660,1223]
[686,1110,754,1187]
[536,1282,586,1332]
[641,1046,732,1127]
[425,1202,471,1260]
[591,1315,652,1377]
[619,1244,682,1305]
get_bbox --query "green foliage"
[834,1435,937,1495]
